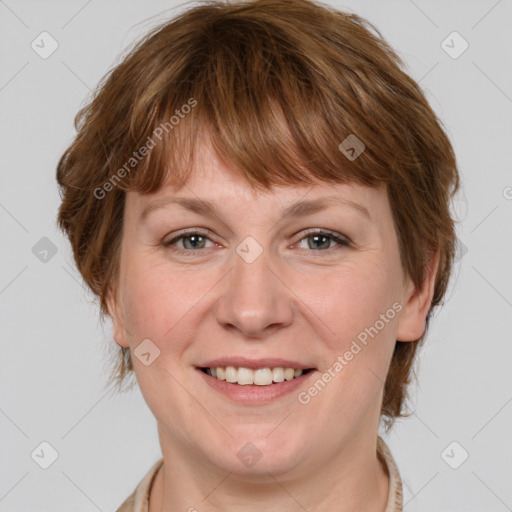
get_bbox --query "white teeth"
[205,366,306,386]
[253,368,273,385]
[225,366,237,383]
[284,368,295,381]
[237,367,254,385]
[272,367,285,382]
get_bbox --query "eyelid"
[298,228,352,246]
[163,228,218,247]
[163,227,351,251]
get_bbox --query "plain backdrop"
[1,0,511,510]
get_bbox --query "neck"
[149,427,390,512]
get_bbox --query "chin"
[202,432,306,477]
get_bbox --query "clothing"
[116,436,402,512]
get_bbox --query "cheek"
[121,259,203,341]
[310,262,398,342]
[119,262,204,423]
[311,263,400,391]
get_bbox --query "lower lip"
[196,368,316,404]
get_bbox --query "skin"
[108,141,439,512]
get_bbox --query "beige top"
[116,436,403,512]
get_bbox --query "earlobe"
[395,250,440,342]
[106,288,130,349]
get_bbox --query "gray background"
[1,0,511,510]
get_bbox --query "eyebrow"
[138,195,371,225]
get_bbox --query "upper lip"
[197,357,315,370]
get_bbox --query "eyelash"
[162,228,351,256]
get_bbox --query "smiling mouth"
[198,366,315,386]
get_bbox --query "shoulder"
[377,436,403,512]
[115,490,136,512]
[115,458,164,512]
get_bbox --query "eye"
[163,229,217,254]
[295,229,350,251]
[163,228,350,255]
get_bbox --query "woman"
[56,0,460,510]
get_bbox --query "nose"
[214,246,294,338]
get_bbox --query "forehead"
[127,140,385,218]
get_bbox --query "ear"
[106,286,130,349]
[395,250,440,342]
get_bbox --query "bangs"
[108,8,398,196]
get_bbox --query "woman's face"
[109,142,429,476]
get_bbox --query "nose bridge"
[214,237,293,337]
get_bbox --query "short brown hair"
[56,0,460,429]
